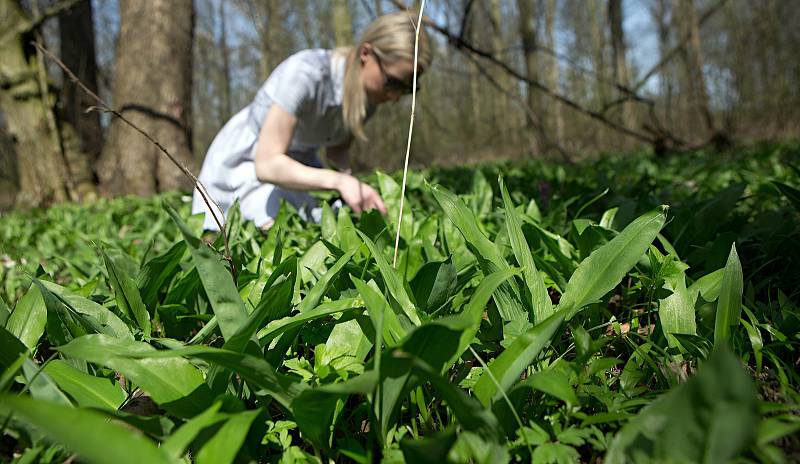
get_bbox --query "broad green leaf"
[297,247,356,313]
[0,296,9,326]
[196,409,261,464]
[657,255,696,343]
[606,347,758,464]
[6,284,46,350]
[377,171,413,241]
[44,359,124,410]
[401,428,458,464]
[0,326,70,404]
[473,310,565,406]
[162,401,224,460]
[409,258,457,314]
[516,369,578,406]
[500,177,552,322]
[715,243,743,347]
[127,345,307,410]
[352,276,405,347]
[257,298,362,344]
[429,183,525,321]
[688,268,725,304]
[58,334,213,418]
[138,240,186,308]
[356,230,420,325]
[166,204,248,341]
[101,247,151,336]
[39,280,133,341]
[0,395,171,464]
[557,206,667,319]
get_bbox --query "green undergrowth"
[0,142,798,463]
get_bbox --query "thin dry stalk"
[33,42,235,277]
[392,1,426,268]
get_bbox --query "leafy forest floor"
[0,142,799,463]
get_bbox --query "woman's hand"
[336,174,387,214]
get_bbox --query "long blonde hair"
[341,11,433,140]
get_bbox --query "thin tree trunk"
[331,0,354,46]
[58,0,101,199]
[544,0,563,144]
[608,0,634,139]
[218,0,232,121]
[97,0,196,196]
[675,0,715,140]
[517,0,540,152]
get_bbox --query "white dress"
[191,49,356,230]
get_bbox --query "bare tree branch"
[632,0,729,92]
[391,0,660,145]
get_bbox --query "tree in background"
[98,0,195,196]
[0,0,86,208]
[58,0,102,199]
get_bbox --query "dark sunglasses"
[372,50,420,95]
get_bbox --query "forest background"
[1,0,799,210]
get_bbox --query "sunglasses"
[372,50,420,95]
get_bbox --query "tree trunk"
[517,0,540,152]
[608,0,635,138]
[0,0,73,208]
[331,0,354,46]
[97,0,196,197]
[544,0,564,144]
[218,0,232,122]
[675,0,715,140]
[58,0,101,199]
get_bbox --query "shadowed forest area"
[1,1,799,463]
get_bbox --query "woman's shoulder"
[274,49,333,80]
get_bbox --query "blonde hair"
[341,11,433,140]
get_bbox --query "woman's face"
[359,43,418,105]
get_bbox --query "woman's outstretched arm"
[254,105,385,214]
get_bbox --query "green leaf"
[297,247,356,313]
[256,298,362,344]
[557,206,667,319]
[39,280,133,341]
[135,345,307,411]
[401,428,458,464]
[58,334,213,418]
[0,395,171,464]
[138,240,186,309]
[101,247,151,336]
[409,258,457,314]
[5,284,47,351]
[377,171,414,241]
[714,243,743,347]
[165,204,248,341]
[0,296,10,327]
[472,310,565,406]
[196,409,261,464]
[429,182,525,321]
[355,229,420,325]
[500,177,552,323]
[44,359,125,410]
[516,369,578,406]
[352,276,405,347]
[657,255,696,343]
[161,401,224,460]
[606,346,758,464]
[688,268,725,304]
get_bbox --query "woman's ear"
[359,43,372,64]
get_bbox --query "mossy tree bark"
[0,0,81,208]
